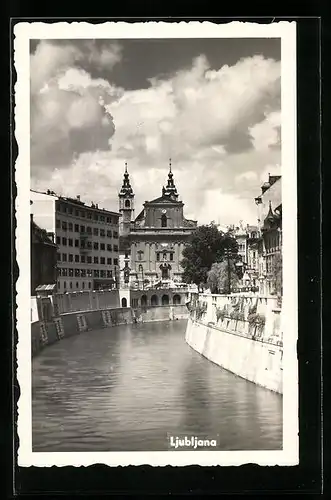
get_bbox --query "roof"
[145,194,183,205]
[35,284,56,291]
[31,220,57,246]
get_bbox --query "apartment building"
[30,190,121,292]
[254,174,282,296]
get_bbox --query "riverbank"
[185,293,283,394]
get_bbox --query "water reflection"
[32,320,282,452]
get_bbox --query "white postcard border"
[14,20,298,467]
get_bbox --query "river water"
[32,320,282,452]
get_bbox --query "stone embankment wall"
[31,305,188,357]
[185,293,283,394]
[55,290,120,314]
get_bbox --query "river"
[32,320,282,451]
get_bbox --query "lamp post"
[224,248,233,295]
[235,260,244,291]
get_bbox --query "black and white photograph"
[15,21,298,467]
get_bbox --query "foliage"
[230,310,245,321]
[181,223,239,286]
[248,303,257,315]
[215,305,227,322]
[248,312,266,327]
[207,261,240,294]
[194,301,208,320]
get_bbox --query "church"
[118,161,197,288]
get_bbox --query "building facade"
[254,174,282,296]
[30,190,121,292]
[31,215,57,295]
[226,222,260,287]
[118,163,197,288]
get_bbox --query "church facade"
[118,162,197,287]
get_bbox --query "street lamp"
[224,247,234,295]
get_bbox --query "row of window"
[136,252,174,261]
[57,253,118,265]
[56,220,118,238]
[57,204,117,224]
[60,281,91,290]
[58,281,116,290]
[58,268,114,278]
[156,253,173,261]
[55,237,118,251]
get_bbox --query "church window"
[138,251,144,261]
[125,199,130,208]
[156,253,160,261]
[161,214,167,227]
[170,253,173,261]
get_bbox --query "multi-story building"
[254,174,282,296]
[30,190,121,292]
[118,162,198,288]
[30,213,57,296]
[227,222,260,287]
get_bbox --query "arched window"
[121,297,127,308]
[161,214,167,227]
[151,294,158,306]
[162,294,169,306]
[173,294,181,305]
[125,199,130,208]
[141,294,147,307]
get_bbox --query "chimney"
[77,195,81,201]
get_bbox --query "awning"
[35,284,56,292]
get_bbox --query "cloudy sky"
[30,38,281,225]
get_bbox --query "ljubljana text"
[168,436,218,450]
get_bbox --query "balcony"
[79,245,92,254]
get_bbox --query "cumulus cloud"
[31,42,281,226]
[30,40,122,176]
[235,171,258,183]
[249,110,281,152]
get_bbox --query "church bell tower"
[118,163,135,237]
[163,159,179,200]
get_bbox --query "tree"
[207,261,240,294]
[181,223,239,286]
